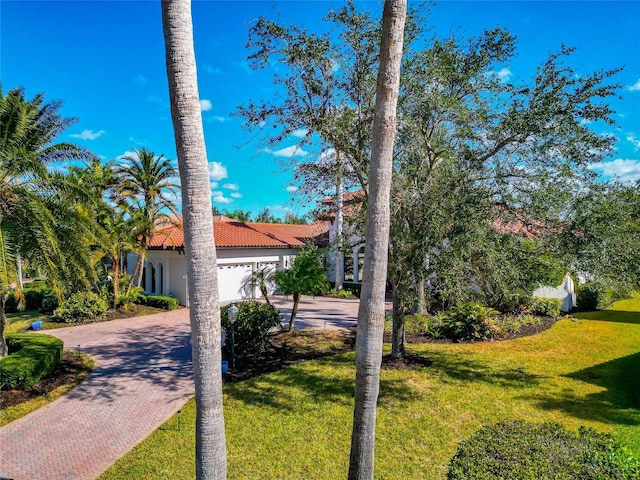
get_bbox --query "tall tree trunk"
[0,295,7,358]
[16,254,23,291]
[334,152,344,291]
[416,276,426,315]
[162,1,226,478]
[112,256,120,308]
[288,291,301,332]
[348,2,406,479]
[391,285,405,359]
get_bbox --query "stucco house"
[128,218,329,306]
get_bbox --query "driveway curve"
[0,309,194,480]
[0,296,364,480]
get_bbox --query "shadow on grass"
[522,351,640,425]
[224,353,418,410]
[572,310,640,325]
[425,350,544,388]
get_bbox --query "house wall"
[128,247,301,306]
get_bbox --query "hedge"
[0,334,64,390]
[140,295,179,310]
[448,420,640,480]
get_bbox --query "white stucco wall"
[128,247,301,306]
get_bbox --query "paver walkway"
[0,297,365,480]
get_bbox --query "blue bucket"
[221,360,229,375]
[32,321,43,331]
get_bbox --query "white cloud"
[495,67,512,82]
[627,79,640,91]
[133,74,148,85]
[291,128,309,138]
[286,185,299,193]
[589,158,640,182]
[230,192,242,199]
[70,129,105,140]
[212,191,233,204]
[626,134,640,150]
[264,145,309,158]
[203,65,222,75]
[210,116,226,122]
[222,183,239,190]
[116,150,137,161]
[208,161,228,181]
[200,99,212,111]
[210,181,219,189]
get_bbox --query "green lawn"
[4,310,66,334]
[102,297,640,480]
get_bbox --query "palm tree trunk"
[112,256,120,308]
[416,276,426,315]
[0,294,7,358]
[162,0,226,478]
[288,292,301,332]
[348,1,406,479]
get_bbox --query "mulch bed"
[0,351,89,409]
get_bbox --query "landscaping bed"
[0,350,90,409]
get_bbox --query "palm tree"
[162,0,227,478]
[348,1,407,478]
[68,159,137,306]
[0,86,95,356]
[116,147,180,292]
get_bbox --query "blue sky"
[2,1,639,218]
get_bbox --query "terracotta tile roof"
[148,221,329,249]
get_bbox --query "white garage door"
[217,264,253,302]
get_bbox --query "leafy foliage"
[530,297,563,317]
[274,244,329,298]
[448,420,640,480]
[53,291,108,324]
[0,334,63,390]
[438,302,501,341]
[220,301,282,356]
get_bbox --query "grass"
[0,351,94,427]
[102,297,640,480]
[5,310,66,334]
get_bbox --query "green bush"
[40,292,59,314]
[141,295,179,311]
[221,301,282,356]
[53,291,109,324]
[498,293,533,315]
[577,282,606,311]
[438,302,501,341]
[530,297,562,317]
[448,420,640,480]
[5,292,18,313]
[329,288,352,298]
[0,334,64,390]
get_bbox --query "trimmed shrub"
[53,291,109,324]
[221,301,282,356]
[141,295,179,311]
[530,297,562,317]
[448,420,640,480]
[0,334,63,390]
[438,302,501,341]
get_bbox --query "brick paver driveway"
[0,296,365,480]
[0,309,194,480]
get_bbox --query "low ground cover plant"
[448,420,640,480]
[0,334,63,390]
[53,292,109,324]
[221,301,282,356]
